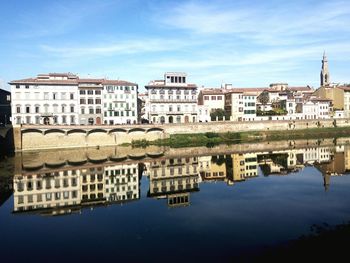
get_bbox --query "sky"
[1,0,350,92]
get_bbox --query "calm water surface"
[1,140,350,262]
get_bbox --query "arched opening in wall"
[169,116,173,123]
[88,118,94,125]
[160,116,165,124]
[96,117,101,125]
[176,116,181,123]
[185,116,189,123]
[192,116,196,122]
[43,117,50,125]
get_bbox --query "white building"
[10,73,138,125]
[145,72,198,124]
[10,73,79,125]
[102,80,138,125]
[197,105,211,122]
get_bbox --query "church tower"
[320,51,330,87]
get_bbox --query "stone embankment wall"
[13,118,350,151]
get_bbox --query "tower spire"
[320,51,330,87]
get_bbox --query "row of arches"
[22,127,164,135]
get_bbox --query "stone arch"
[44,129,66,135]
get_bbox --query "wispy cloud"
[40,38,199,58]
[157,0,350,46]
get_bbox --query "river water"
[1,138,350,262]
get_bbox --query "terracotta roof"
[337,86,350,91]
[200,88,227,95]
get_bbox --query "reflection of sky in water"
[1,147,350,262]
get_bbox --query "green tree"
[210,108,229,121]
[258,91,270,111]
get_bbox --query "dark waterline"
[1,141,350,262]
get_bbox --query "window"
[87,90,94,95]
[35,106,40,113]
[80,90,86,95]
[35,116,40,124]
[81,108,85,114]
[62,115,67,124]
[25,116,31,124]
[96,108,101,114]
[95,99,101,104]
[53,93,57,100]
[204,96,209,100]
[89,108,94,114]
[16,84,20,89]
[70,106,74,113]
[80,99,86,104]
[16,106,21,113]
[217,96,222,100]
[88,99,94,104]
[95,90,101,95]
[211,96,216,100]
[70,93,74,100]
[62,105,66,113]
[44,92,49,100]
[25,85,29,89]
[61,93,66,100]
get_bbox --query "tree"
[257,91,270,112]
[210,108,229,121]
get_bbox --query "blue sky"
[1,0,350,91]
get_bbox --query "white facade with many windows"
[10,73,79,125]
[10,73,138,125]
[145,72,198,124]
[103,81,138,125]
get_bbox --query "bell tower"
[320,51,330,87]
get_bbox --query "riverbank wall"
[13,118,350,151]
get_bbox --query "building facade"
[102,80,138,125]
[10,73,138,125]
[10,73,79,125]
[145,72,198,124]
[0,88,11,125]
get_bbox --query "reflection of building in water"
[13,162,140,215]
[314,146,350,191]
[197,153,258,186]
[199,155,227,182]
[104,164,139,202]
[81,166,105,204]
[146,157,200,207]
[298,147,331,164]
[14,169,81,215]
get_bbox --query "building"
[145,72,198,124]
[0,88,11,125]
[102,80,138,125]
[78,79,103,125]
[225,89,258,121]
[9,73,138,125]
[145,157,200,207]
[10,73,79,125]
[198,88,226,113]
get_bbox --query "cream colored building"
[145,157,200,207]
[145,72,198,124]
[13,168,81,215]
